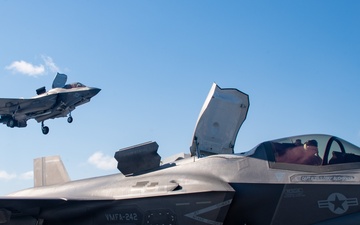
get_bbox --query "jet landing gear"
[40,115,73,135]
[6,119,15,128]
[67,115,73,123]
[41,121,49,135]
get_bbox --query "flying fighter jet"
[2,83,360,225]
[0,73,101,134]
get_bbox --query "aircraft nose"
[90,87,101,97]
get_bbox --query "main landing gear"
[6,119,16,128]
[41,121,49,135]
[40,114,74,135]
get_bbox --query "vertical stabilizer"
[34,156,70,187]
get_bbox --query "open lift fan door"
[52,73,67,88]
[190,83,249,157]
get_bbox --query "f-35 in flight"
[2,83,360,224]
[0,73,101,134]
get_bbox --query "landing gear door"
[52,73,68,88]
[190,83,249,157]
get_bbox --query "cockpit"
[244,134,360,171]
[63,82,86,89]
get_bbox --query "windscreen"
[271,134,360,166]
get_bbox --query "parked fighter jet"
[0,73,101,134]
[2,83,360,225]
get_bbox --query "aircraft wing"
[0,95,57,120]
[0,197,67,223]
[0,98,33,115]
[0,197,113,224]
[0,191,235,224]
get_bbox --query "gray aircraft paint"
[2,84,360,224]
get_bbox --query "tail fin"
[33,155,70,187]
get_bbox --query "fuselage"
[9,144,360,225]
[32,85,101,122]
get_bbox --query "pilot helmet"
[305,139,318,147]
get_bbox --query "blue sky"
[0,1,359,195]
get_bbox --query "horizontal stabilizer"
[114,141,161,175]
[34,156,70,187]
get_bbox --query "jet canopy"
[244,134,360,171]
[63,82,87,89]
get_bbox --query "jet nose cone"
[90,87,101,96]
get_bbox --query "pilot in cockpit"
[303,140,322,165]
[64,82,85,89]
[274,139,322,165]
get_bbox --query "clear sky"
[0,1,359,195]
